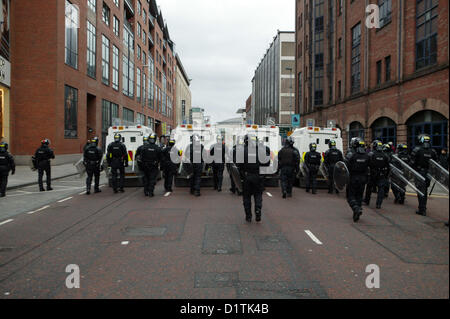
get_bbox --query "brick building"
[10,0,180,164]
[175,54,191,126]
[295,0,449,150]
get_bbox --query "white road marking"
[0,219,13,226]
[57,197,73,203]
[164,192,171,197]
[27,205,50,215]
[79,191,86,195]
[121,241,129,245]
[305,230,323,245]
[266,192,273,197]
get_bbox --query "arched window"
[371,117,397,145]
[406,110,448,151]
[348,121,365,146]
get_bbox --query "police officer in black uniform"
[391,144,410,205]
[0,142,15,197]
[364,141,390,209]
[34,139,55,192]
[136,134,162,197]
[210,136,227,192]
[324,140,344,194]
[83,137,103,195]
[228,136,245,195]
[382,143,393,197]
[107,133,128,193]
[345,137,370,222]
[161,138,180,193]
[237,134,270,223]
[304,143,322,194]
[410,134,437,216]
[185,134,204,196]
[278,136,300,198]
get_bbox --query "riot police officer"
[161,138,180,193]
[364,141,390,209]
[382,143,393,197]
[237,134,270,222]
[345,137,370,222]
[210,135,227,192]
[278,136,300,198]
[185,134,204,196]
[83,137,103,195]
[304,143,322,194]
[392,144,410,205]
[0,142,15,197]
[228,136,245,195]
[410,134,437,216]
[34,139,55,192]
[324,140,344,194]
[107,133,128,193]
[136,134,162,197]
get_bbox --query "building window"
[112,45,119,91]
[113,0,119,7]
[376,60,382,85]
[113,16,120,37]
[101,35,110,85]
[338,0,342,15]
[102,100,119,148]
[143,31,146,45]
[338,80,341,99]
[148,55,155,109]
[385,55,391,81]
[65,1,78,69]
[143,73,146,106]
[102,2,110,26]
[137,23,141,39]
[87,21,96,78]
[123,26,135,98]
[298,42,302,58]
[123,107,134,124]
[351,23,361,94]
[298,72,302,111]
[137,0,142,15]
[137,68,141,102]
[64,85,78,138]
[136,113,145,125]
[379,0,392,27]
[143,10,147,24]
[415,0,438,70]
[137,45,141,60]
[88,0,96,12]
[338,38,342,58]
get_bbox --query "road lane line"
[0,219,13,226]
[121,241,129,245]
[27,205,50,215]
[164,192,171,197]
[58,197,73,203]
[305,230,323,245]
[266,192,273,197]
[79,191,86,195]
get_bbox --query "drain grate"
[123,227,167,237]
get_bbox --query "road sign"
[291,114,300,127]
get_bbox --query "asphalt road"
[0,173,448,299]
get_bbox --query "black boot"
[94,188,101,193]
[416,210,426,216]
[255,210,261,222]
[352,206,362,222]
[47,186,53,191]
[0,193,5,198]
[282,192,287,199]
[86,188,91,195]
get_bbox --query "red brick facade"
[295,0,449,149]
[10,0,177,162]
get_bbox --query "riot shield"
[74,157,86,178]
[300,162,309,177]
[135,155,145,185]
[230,164,243,193]
[391,155,426,191]
[389,164,424,197]
[179,162,194,179]
[29,156,37,172]
[319,162,328,180]
[333,161,349,192]
[427,159,449,193]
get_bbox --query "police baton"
[429,180,437,196]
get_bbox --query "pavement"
[0,172,448,299]
[6,163,79,190]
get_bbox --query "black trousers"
[280,166,295,194]
[392,178,406,202]
[347,174,368,212]
[164,168,176,191]
[86,165,101,191]
[111,165,125,190]
[227,164,236,192]
[243,174,263,217]
[306,166,319,192]
[327,164,337,192]
[143,164,159,194]
[416,171,431,213]
[213,163,225,189]
[190,164,203,193]
[364,175,388,206]
[0,174,8,195]
[38,163,51,189]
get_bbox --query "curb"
[6,172,79,191]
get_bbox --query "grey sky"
[160,0,295,124]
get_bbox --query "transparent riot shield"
[389,164,425,197]
[427,159,449,194]
[300,162,309,178]
[74,157,86,178]
[333,161,349,191]
[319,162,328,180]
[391,155,427,193]
[29,156,37,172]
[230,164,243,193]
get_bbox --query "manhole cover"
[123,227,167,237]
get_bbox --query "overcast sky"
[160,0,295,124]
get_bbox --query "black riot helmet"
[168,139,176,147]
[351,137,365,154]
[309,143,317,152]
[149,133,157,144]
[372,140,383,152]
[382,144,392,153]
[397,144,408,154]
[328,140,337,149]
[90,136,99,146]
[114,134,122,143]
[143,136,150,145]
[0,142,7,152]
[41,138,50,146]
[418,134,431,149]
